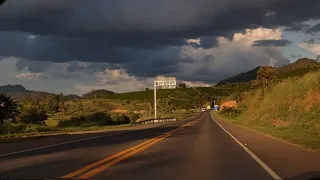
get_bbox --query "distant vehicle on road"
[206,105,211,111]
[201,107,206,112]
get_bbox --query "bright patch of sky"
[281,19,320,62]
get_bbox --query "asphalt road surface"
[0,112,313,180]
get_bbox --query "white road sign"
[155,77,176,89]
[153,77,176,119]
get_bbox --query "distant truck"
[206,105,211,111]
[201,107,206,112]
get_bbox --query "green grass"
[105,87,231,102]
[0,123,135,140]
[106,89,174,100]
[99,87,232,109]
[0,123,58,137]
[0,111,138,137]
[277,65,320,79]
[217,71,320,151]
[196,87,231,96]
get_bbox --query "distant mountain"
[276,58,320,79]
[0,85,52,101]
[277,58,318,74]
[0,85,81,101]
[216,58,319,86]
[216,66,261,86]
[82,89,116,99]
[0,84,27,92]
[63,94,81,100]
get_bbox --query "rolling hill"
[0,84,81,101]
[0,83,235,110]
[0,84,53,101]
[82,89,115,99]
[0,84,26,92]
[216,58,320,86]
[216,66,261,86]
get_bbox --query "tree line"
[0,93,72,125]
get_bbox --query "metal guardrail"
[138,118,177,124]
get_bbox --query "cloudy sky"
[0,0,319,95]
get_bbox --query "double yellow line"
[62,114,204,179]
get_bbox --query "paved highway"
[1,112,320,180]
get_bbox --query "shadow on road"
[286,171,320,180]
[0,126,197,158]
[0,115,205,179]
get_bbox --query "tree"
[195,92,209,107]
[253,66,277,90]
[145,88,150,91]
[157,99,176,118]
[51,95,61,112]
[178,83,187,88]
[257,66,277,82]
[76,100,83,111]
[61,103,70,115]
[0,93,20,124]
[19,104,48,124]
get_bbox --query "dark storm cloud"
[307,23,320,33]
[1,0,319,39]
[284,22,310,31]
[0,0,319,82]
[200,37,218,49]
[252,40,292,47]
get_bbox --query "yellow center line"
[79,129,178,179]
[62,113,205,179]
[62,132,169,178]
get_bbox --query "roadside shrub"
[24,124,56,133]
[59,112,112,127]
[58,112,131,127]
[19,105,48,124]
[110,114,130,125]
[220,107,242,117]
[0,123,56,135]
[0,123,26,134]
[128,113,140,124]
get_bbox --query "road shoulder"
[211,112,320,180]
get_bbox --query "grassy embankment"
[217,71,320,151]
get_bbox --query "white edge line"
[211,117,283,180]
[0,113,204,158]
[0,131,127,157]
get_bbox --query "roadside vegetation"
[1,85,218,137]
[217,64,320,151]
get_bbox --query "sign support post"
[153,77,176,120]
[154,81,157,119]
